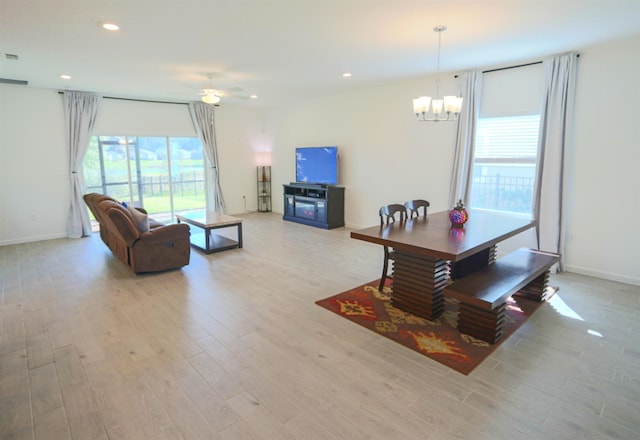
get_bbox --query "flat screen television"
[295,146,338,185]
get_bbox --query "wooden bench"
[444,248,560,344]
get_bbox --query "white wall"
[0,86,68,244]
[565,36,640,284]
[269,75,460,228]
[1,33,639,285]
[214,104,273,215]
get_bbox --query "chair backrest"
[405,199,430,218]
[379,204,407,225]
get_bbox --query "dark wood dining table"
[350,209,536,320]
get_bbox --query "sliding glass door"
[84,135,206,223]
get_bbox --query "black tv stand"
[283,183,345,229]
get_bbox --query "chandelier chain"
[435,26,442,100]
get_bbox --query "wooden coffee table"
[176,211,243,254]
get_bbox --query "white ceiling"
[2,0,640,107]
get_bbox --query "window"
[83,135,206,224]
[469,62,544,216]
[469,115,540,215]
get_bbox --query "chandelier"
[413,25,463,122]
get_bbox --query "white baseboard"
[0,232,68,247]
[564,264,640,287]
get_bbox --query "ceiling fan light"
[201,93,220,105]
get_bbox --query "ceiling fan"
[197,73,248,105]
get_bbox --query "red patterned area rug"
[316,279,549,375]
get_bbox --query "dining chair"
[405,199,430,218]
[378,204,407,291]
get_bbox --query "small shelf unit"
[257,166,272,212]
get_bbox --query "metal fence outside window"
[87,171,205,200]
[470,174,534,214]
[138,172,205,198]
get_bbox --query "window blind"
[475,115,540,161]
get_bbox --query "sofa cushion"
[128,206,150,232]
[148,217,165,229]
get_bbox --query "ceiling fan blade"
[215,86,248,98]
[228,94,251,100]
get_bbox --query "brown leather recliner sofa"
[83,193,191,273]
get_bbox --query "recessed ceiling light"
[60,74,72,80]
[342,72,352,78]
[102,22,120,31]
[250,95,258,99]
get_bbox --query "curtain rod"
[58,91,190,105]
[482,61,542,74]
[482,53,580,74]
[103,95,190,105]
[453,61,541,78]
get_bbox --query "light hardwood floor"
[1,212,639,439]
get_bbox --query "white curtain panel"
[188,102,226,213]
[63,91,102,238]
[534,52,579,270]
[449,70,482,208]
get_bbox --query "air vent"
[0,78,29,86]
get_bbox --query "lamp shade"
[444,96,463,113]
[413,96,431,114]
[432,99,443,115]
